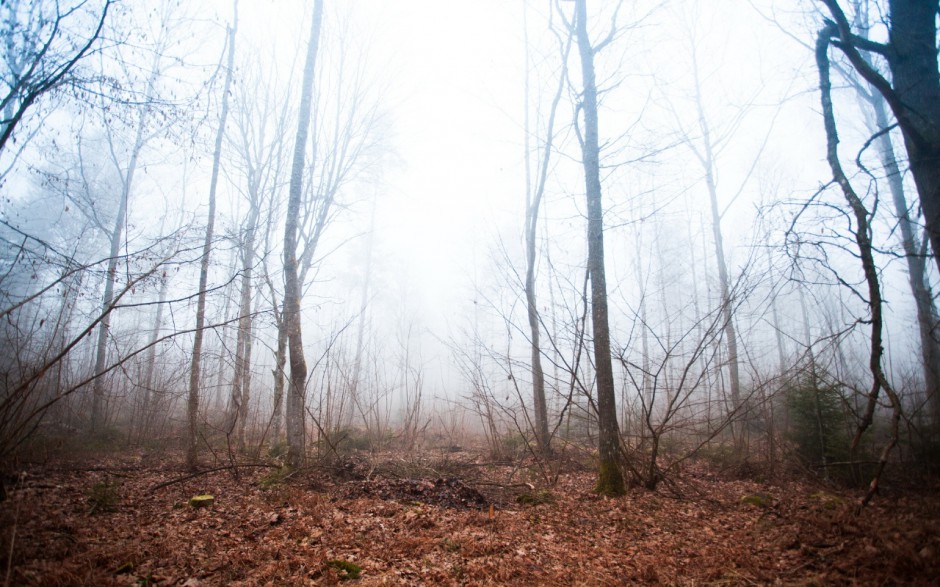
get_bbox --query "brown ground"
[1,449,938,586]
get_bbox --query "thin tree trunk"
[522,5,570,457]
[689,49,742,448]
[227,206,258,451]
[271,310,287,446]
[186,8,238,469]
[89,59,160,432]
[138,273,168,441]
[283,0,324,469]
[574,0,625,496]
[350,199,376,432]
[816,24,902,506]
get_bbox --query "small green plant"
[786,374,853,474]
[326,559,362,581]
[441,538,461,552]
[87,478,121,513]
[499,432,529,458]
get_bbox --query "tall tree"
[816,20,902,506]
[225,52,288,452]
[283,0,325,468]
[572,0,626,496]
[88,40,163,432]
[687,46,744,448]
[186,2,238,468]
[819,0,940,277]
[869,93,940,427]
[522,2,571,457]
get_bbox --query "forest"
[1,0,939,584]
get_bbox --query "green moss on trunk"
[595,458,626,496]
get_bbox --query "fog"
[0,0,934,471]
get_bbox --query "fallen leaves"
[0,451,938,585]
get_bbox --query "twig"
[471,481,535,490]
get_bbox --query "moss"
[189,494,215,508]
[516,490,555,505]
[595,459,626,497]
[811,491,844,509]
[326,559,362,580]
[740,493,772,508]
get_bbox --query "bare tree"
[225,49,290,453]
[88,31,165,432]
[816,21,902,506]
[521,1,572,457]
[186,1,237,468]
[571,0,626,496]
[838,0,940,429]
[818,0,940,278]
[283,0,325,468]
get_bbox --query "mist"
[2,1,940,583]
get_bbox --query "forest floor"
[1,446,939,586]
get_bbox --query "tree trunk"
[271,310,287,446]
[138,273,168,441]
[870,96,940,428]
[689,49,743,449]
[522,5,569,458]
[816,23,902,506]
[283,0,325,469]
[574,0,625,496]
[227,207,258,451]
[186,8,237,469]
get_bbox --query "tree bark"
[574,0,625,496]
[283,0,324,469]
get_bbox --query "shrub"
[785,373,853,478]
